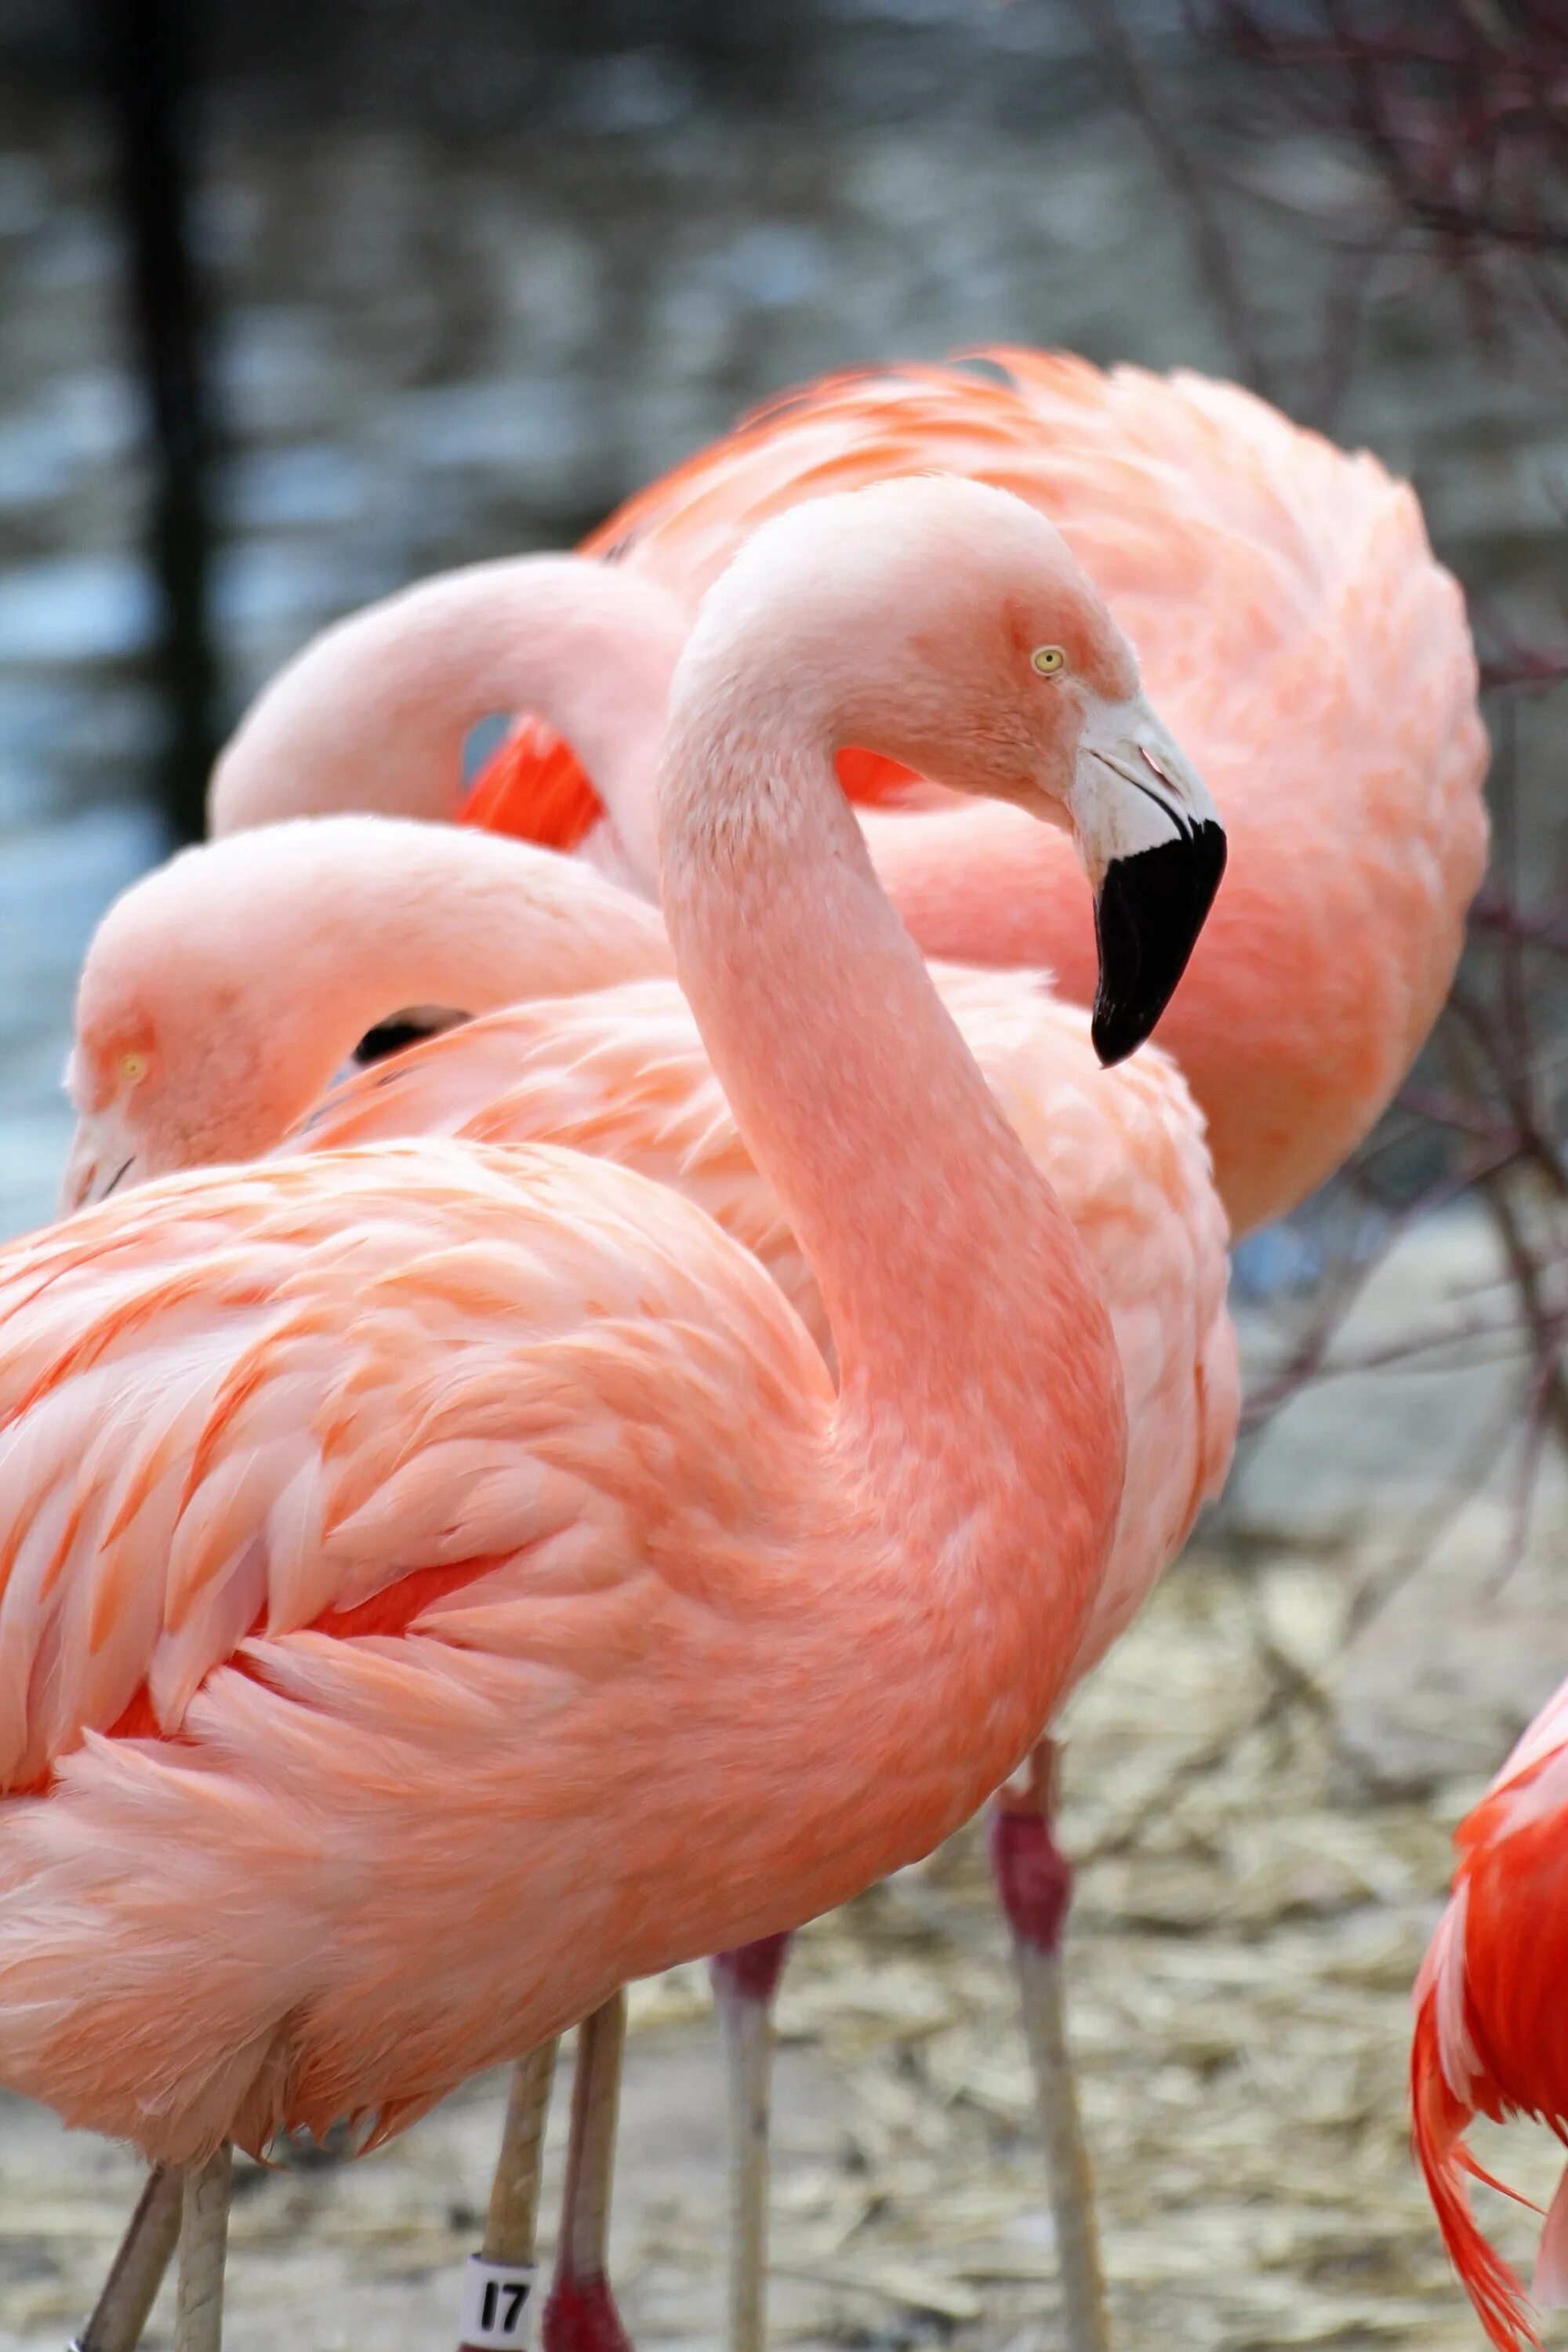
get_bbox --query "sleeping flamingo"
[62,805,1234,2352]
[1413,1675,1568,2351]
[201,352,1486,2352]
[20,476,1223,2352]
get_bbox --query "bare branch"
[1085,0,1276,396]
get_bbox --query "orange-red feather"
[1412,1681,1568,2348]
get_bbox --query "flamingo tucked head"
[59,817,485,1214]
[57,813,679,1216]
[670,474,1225,1065]
[60,834,330,1214]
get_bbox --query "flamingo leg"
[171,2146,232,2352]
[69,2165,183,2352]
[540,1992,633,2352]
[710,1933,793,2352]
[458,2039,560,2352]
[989,1738,1111,2352]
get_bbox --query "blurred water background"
[0,0,1563,1240]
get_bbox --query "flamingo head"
[866,477,1227,1065]
[681,474,1225,1065]
[58,836,339,1214]
[60,980,277,1217]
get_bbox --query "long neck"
[209,560,684,858]
[659,694,1124,1755]
[260,826,673,1136]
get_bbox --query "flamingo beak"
[1068,694,1226,1066]
[59,1115,137,1214]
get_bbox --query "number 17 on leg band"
[459,2255,538,2350]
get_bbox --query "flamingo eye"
[1031,645,1067,677]
[120,1051,147,1085]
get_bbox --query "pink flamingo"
[14,476,1222,2352]
[437,361,1487,2348]
[63,804,1233,2352]
[209,357,1485,1239]
[1413,1676,1568,2352]
[461,350,1487,1236]
[201,357,1486,2352]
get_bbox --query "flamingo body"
[0,1141,902,2155]
[0,1118,1112,2167]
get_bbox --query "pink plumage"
[65,818,1236,1694]
[1414,1675,1568,2350]
[0,1140,856,2156]
[295,972,1235,1685]
[5,477,1229,2212]
[458,350,1489,1237]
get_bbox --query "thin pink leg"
[989,1737,1111,2352]
[458,2039,559,2352]
[172,2146,232,2352]
[69,2166,183,2352]
[710,1933,793,2352]
[541,1993,634,2352]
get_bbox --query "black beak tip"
[1091,819,1226,1069]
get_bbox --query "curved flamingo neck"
[659,684,1123,1753]
[163,820,673,1153]
[299,817,673,1014]
[208,560,684,861]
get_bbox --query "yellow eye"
[120,1051,147,1085]
[1031,645,1066,676]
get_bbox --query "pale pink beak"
[58,1115,138,1216]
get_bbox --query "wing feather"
[0,1138,828,1793]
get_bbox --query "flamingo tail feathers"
[1411,1991,1540,2352]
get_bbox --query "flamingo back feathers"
[463,713,602,855]
[0,1140,859,2158]
[0,1141,827,1795]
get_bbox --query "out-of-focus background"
[1,4,1566,2347]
